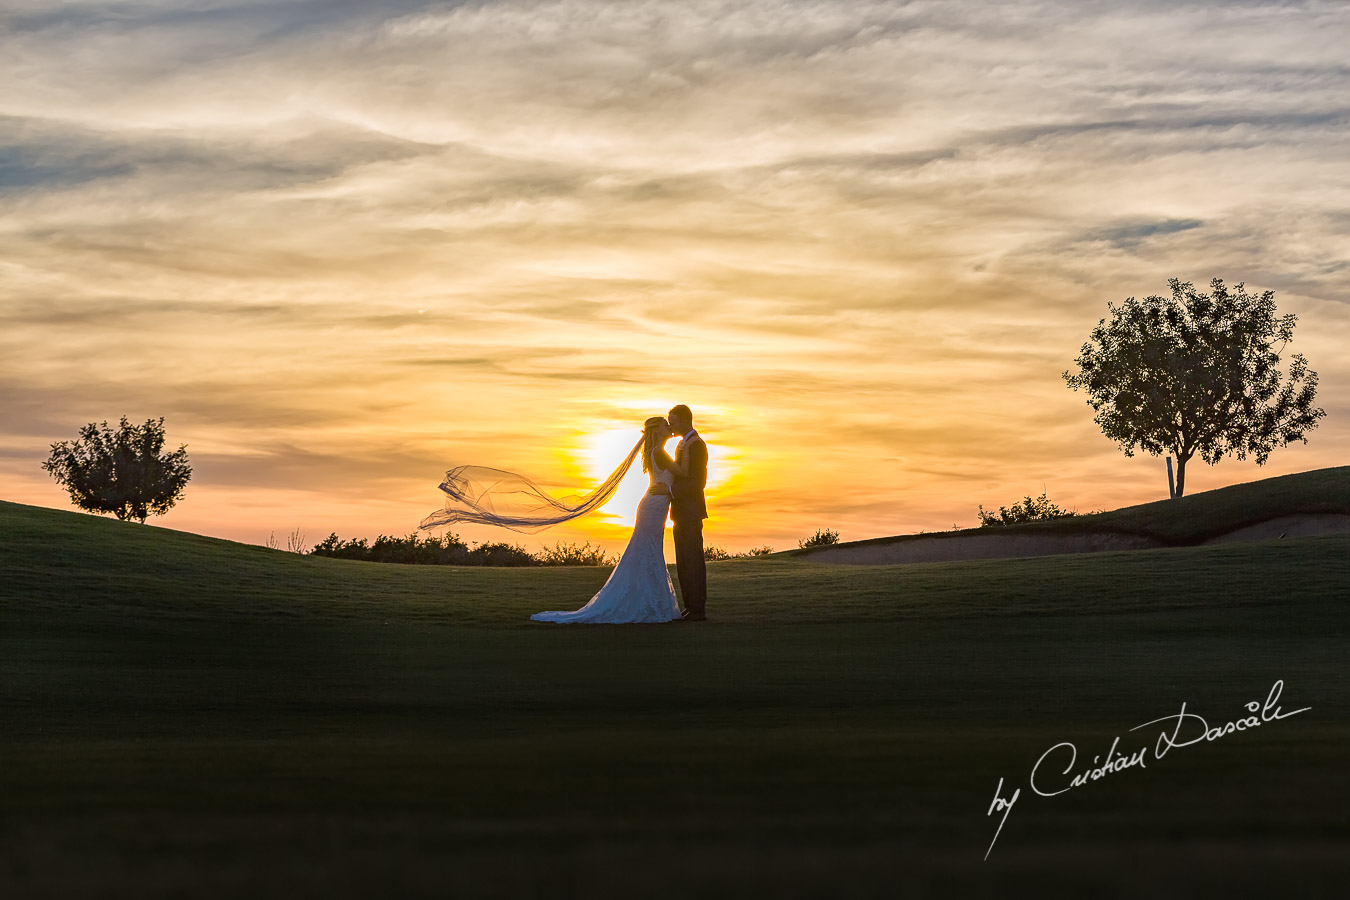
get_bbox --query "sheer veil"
[419,432,645,535]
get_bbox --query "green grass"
[2,471,1349,898]
[786,464,1350,554]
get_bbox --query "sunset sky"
[3,0,1348,557]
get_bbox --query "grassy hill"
[2,473,1348,898]
[788,464,1350,555]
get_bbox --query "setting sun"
[571,426,651,528]
[563,424,739,531]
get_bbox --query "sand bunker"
[796,513,1350,565]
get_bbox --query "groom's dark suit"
[657,432,708,617]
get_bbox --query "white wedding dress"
[531,445,683,624]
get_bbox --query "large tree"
[42,416,192,523]
[1063,278,1324,498]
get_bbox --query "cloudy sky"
[3,0,1348,555]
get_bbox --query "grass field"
[2,471,1349,898]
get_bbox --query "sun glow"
[572,427,650,528]
[563,424,739,530]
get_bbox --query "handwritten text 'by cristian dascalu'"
[984,679,1311,859]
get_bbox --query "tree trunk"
[1174,454,1188,498]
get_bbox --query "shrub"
[310,531,469,564]
[798,528,840,549]
[306,533,612,567]
[977,492,1078,527]
[310,533,372,560]
[703,545,732,561]
[536,540,615,566]
[467,541,537,567]
[740,546,776,557]
[371,532,470,564]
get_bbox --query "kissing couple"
[419,404,709,624]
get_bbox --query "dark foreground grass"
[2,498,1348,898]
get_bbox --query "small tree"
[41,416,191,523]
[978,492,1077,527]
[1064,278,1324,498]
[799,528,840,549]
[311,532,370,560]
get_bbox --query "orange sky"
[2,1,1348,557]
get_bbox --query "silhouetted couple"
[531,404,709,624]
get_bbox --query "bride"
[418,416,683,624]
[531,416,682,624]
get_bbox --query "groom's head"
[667,404,693,434]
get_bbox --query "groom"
[659,404,708,622]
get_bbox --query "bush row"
[308,532,615,567]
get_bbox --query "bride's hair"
[641,416,668,474]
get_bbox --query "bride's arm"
[656,445,688,477]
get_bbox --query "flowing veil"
[419,432,645,534]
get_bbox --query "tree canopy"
[42,416,192,523]
[1063,278,1324,497]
